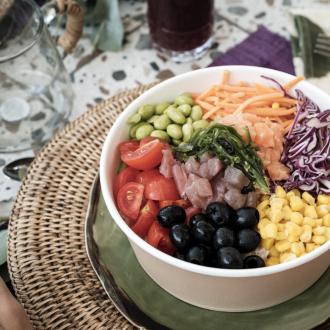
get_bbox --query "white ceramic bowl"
[100,66,330,312]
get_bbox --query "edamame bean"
[172,139,182,146]
[167,124,183,140]
[178,104,191,117]
[127,113,141,125]
[186,117,193,125]
[191,105,203,121]
[155,103,170,115]
[167,107,186,124]
[130,122,147,138]
[136,124,154,140]
[148,115,160,124]
[175,93,194,106]
[192,119,209,131]
[154,114,171,130]
[138,104,155,120]
[150,130,170,142]
[182,122,193,142]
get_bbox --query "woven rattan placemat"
[7,84,155,330]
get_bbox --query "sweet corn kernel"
[325,228,330,240]
[288,234,299,243]
[261,223,278,239]
[302,192,315,205]
[275,240,291,252]
[304,205,318,219]
[257,200,269,211]
[312,235,326,244]
[306,243,317,252]
[313,226,326,235]
[316,205,330,217]
[317,194,330,205]
[286,191,296,199]
[270,197,286,210]
[300,225,312,243]
[280,252,296,263]
[303,217,316,227]
[277,223,286,232]
[266,257,280,266]
[270,209,283,223]
[258,218,272,230]
[286,222,303,236]
[282,205,292,221]
[290,212,303,225]
[275,231,287,240]
[315,219,323,227]
[272,102,280,109]
[275,186,286,198]
[291,242,305,256]
[292,189,301,196]
[261,238,275,250]
[323,214,330,227]
[290,196,304,211]
[269,246,280,257]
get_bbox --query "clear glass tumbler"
[147,0,214,62]
[0,0,74,153]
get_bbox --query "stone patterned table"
[0,0,298,217]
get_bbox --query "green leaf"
[0,230,8,266]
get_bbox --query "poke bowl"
[100,66,330,312]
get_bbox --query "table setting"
[0,0,329,329]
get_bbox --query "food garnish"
[174,124,269,193]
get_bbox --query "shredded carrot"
[244,107,296,116]
[283,76,304,91]
[197,85,217,100]
[195,99,214,111]
[234,92,284,114]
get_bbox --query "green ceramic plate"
[89,191,330,330]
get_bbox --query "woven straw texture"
[7,84,155,330]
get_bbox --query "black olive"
[192,220,215,245]
[190,213,209,227]
[206,202,235,228]
[213,227,235,250]
[157,205,186,228]
[236,229,261,253]
[185,245,208,265]
[234,207,260,229]
[244,255,265,268]
[169,224,191,252]
[216,247,243,269]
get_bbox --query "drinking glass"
[0,0,83,218]
[0,0,76,153]
[147,0,214,62]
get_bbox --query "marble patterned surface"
[0,0,300,217]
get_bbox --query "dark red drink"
[147,0,214,61]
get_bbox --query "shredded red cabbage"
[281,90,330,195]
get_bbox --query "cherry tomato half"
[144,176,180,201]
[147,221,175,255]
[117,182,144,221]
[136,169,161,185]
[118,140,139,154]
[131,200,158,238]
[114,167,139,197]
[121,139,165,170]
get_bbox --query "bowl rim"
[100,65,330,278]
